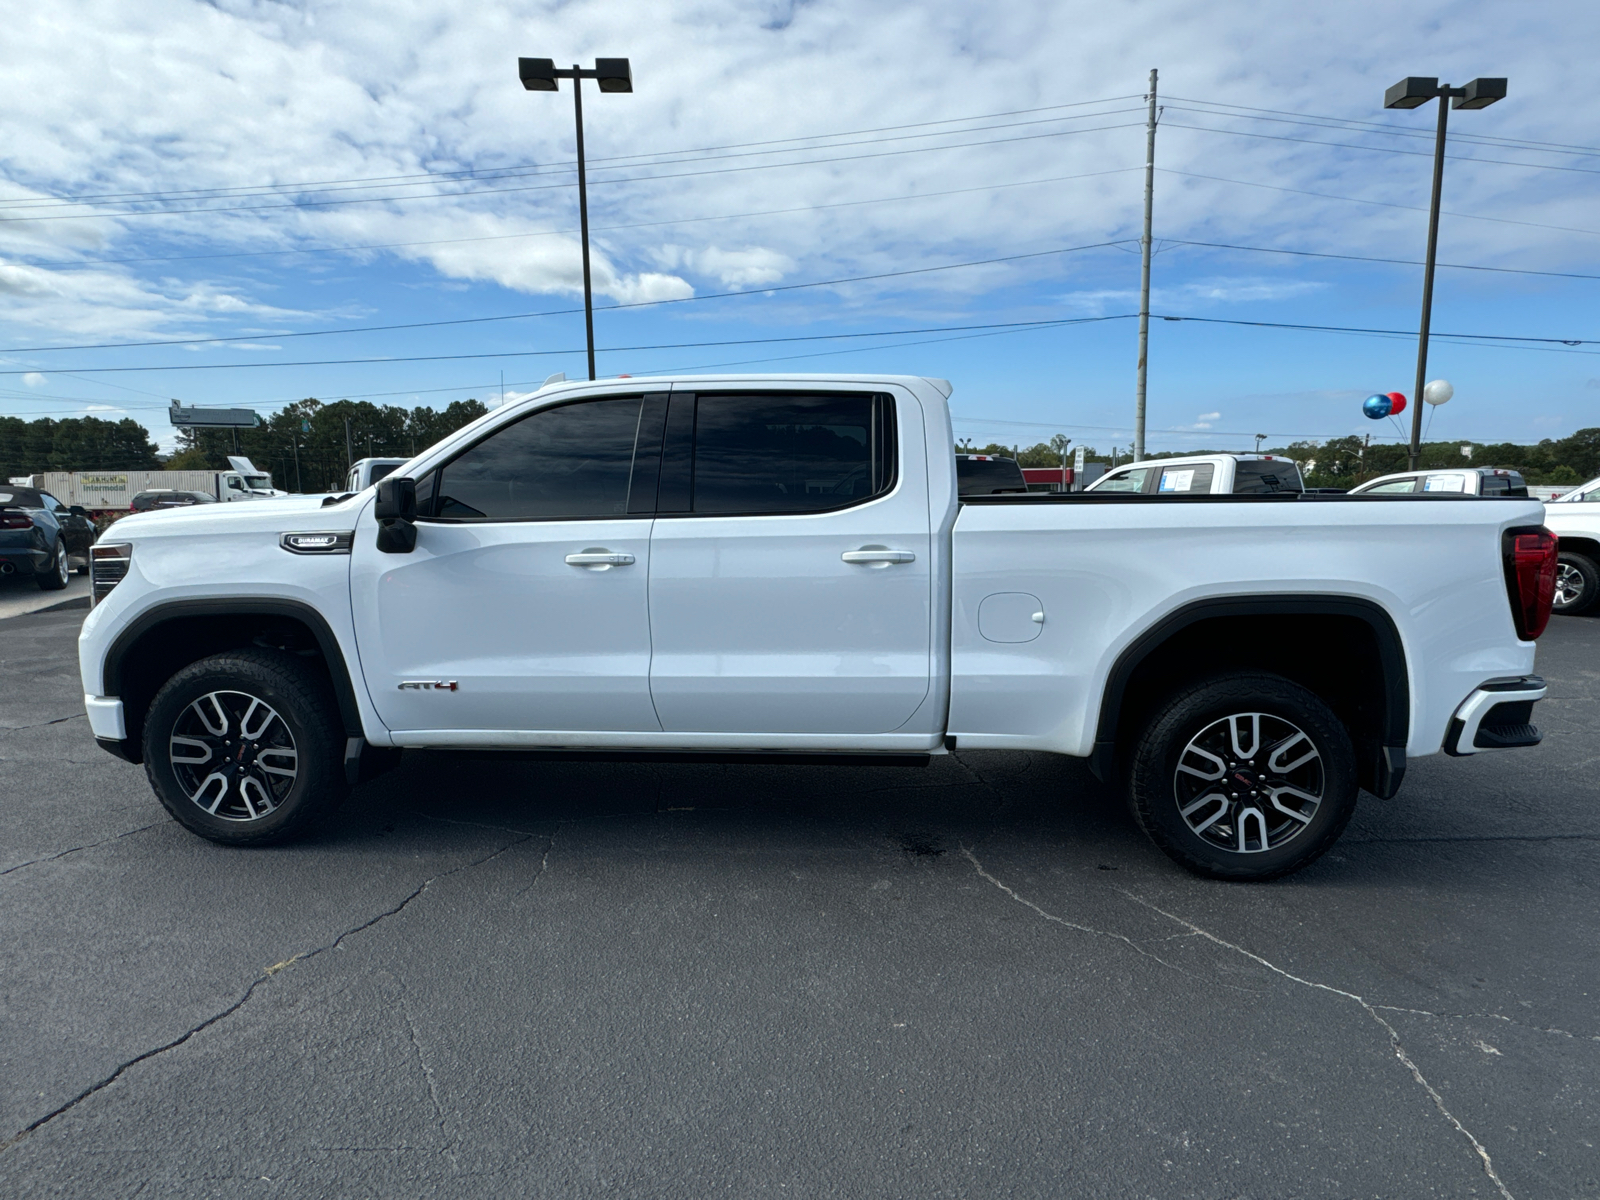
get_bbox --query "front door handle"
[841,548,916,566]
[565,550,636,569]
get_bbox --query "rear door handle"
[565,550,636,567]
[841,549,916,565]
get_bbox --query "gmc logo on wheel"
[398,680,459,691]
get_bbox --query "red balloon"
[1387,391,1407,416]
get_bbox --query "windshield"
[244,475,273,491]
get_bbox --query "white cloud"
[0,0,1595,366]
[21,371,45,386]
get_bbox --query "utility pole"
[291,440,301,493]
[344,416,353,472]
[1134,68,1158,464]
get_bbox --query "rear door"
[646,388,933,734]
[350,392,664,734]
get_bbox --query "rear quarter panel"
[948,497,1543,757]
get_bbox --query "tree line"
[1,416,162,480]
[167,397,490,492]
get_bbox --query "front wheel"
[142,649,347,845]
[35,539,69,591]
[1553,552,1599,615]
[1127,673,1359,881]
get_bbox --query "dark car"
[130,489,217,512]
[0,486,93,590]
[956,454,1029,495]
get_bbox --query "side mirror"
[374,476,417,554]
[69,506,88,517]
[374,477,416,521]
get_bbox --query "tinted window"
[1157,463,1215,493]
[369,462,399,485]
[957,457,1027,495]
[690,394,892,515]
[433,397,643,520]
[1094,467,1151,493]
[1232,460,1304,494]
[1480,472,1528,497]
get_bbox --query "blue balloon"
[1363,393,1393,420]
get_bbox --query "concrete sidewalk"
[0,575,89,622]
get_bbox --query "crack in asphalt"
[399,990,457,1169]
[0,821,166,877]
[1121,892,1517,1200]
[0,834,535,1155]
[960,845,1189,972]
[0,712,85,733]
[1372,1004,1600,1044]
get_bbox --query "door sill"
[388,728,945,754]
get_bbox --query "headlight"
[90,543,132,603]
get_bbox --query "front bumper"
[1443,675,1546,756]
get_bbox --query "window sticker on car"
[1159,469,1195,493]
[1423,474,1467,493]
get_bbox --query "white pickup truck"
[1085,453,1306,495]
[78,375,1557,880]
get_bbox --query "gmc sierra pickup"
[79,375,1556,880]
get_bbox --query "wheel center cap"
[1230,768,1258,789]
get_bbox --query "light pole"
[1384,75,1505,470]
[519,56,633,382]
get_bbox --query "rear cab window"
[955,456,1027,496]
[1231,460,1304,494]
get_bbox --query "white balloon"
[1423,379,1454,406]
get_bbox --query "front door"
[646,389,933,735]
[351,393,663,735]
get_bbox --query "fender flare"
[103,597,364,738]
[1087,595,1410,798]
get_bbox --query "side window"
[430,397,643,521]
[1157,464,1215,493]
[346,467,360,492]
[687,393,894,515]
[1366,477,1419,494]
[1422,473,1467,493]
[1095,467,1151,493]
[41,492,63,511]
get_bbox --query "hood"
[111,493,362,538]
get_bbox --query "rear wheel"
[142,650,347,845]
[1127,673,1358,881]
[1553,552,1599,615]
[35,539,69,591]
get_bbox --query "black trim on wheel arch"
[102,598,365,738]
[1087,595,1410,798]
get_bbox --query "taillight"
[0,512,31,530]
[1503,526,1557,640]
[91,543,132,604]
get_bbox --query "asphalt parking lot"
[2,601,1596,1199]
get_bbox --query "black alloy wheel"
[143,649,347,845]
[1128,672,1359,881]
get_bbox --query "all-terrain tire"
[142,649,348,846]
[1127,672,1359,882]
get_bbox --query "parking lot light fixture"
[1385,75,1506,470]
[518,55,633,381]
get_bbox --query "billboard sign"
[169,401,260,428]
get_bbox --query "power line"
[0,314,1141,380]
[0,94,1142,211]
[1157,167,1600,238]
[1155,313,1597,348]
[1163,95,1600,158]
[1165,238,1600,281]
[1162,115,1600,177]
[12,167,1144,270]
[0,239,1136,355]
[0,117,1148,224]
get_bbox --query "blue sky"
[1,0,1597,457]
